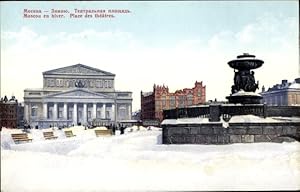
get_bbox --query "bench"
[11,133,33,144]
[43,131,58,140]
[64,130,76,138]
[95,129,112,137]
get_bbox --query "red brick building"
[0,96,18,129]
[141,81,206,122]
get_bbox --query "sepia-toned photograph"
[1,1,299,191]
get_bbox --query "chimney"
[295,78,300,84]
[262,85,265,92]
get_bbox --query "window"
[155,101,161,110]
[118,106,126,120]
[31,105,38,117]
[58,108,63,118]
[162,96,166,106]
[197,89,202,97]
[68,111,73,119]
[178,96,185,107]
[170,96,176,108]
[187,94,193,106]
[106,111,110,119]
[97,111,101,118]
[59,111,63,118]
[78,111,82,119]
[88,111,91,119]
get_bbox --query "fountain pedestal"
[226,53,263,104]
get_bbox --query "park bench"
[95,129,112,137]
[11,133,33,144]
[64,130,76,138]
[43,131,58,140]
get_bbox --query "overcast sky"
[1,1,299,111]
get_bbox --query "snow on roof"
[288,82,300,89]
[231,90,261,97]
[142,91,153,97]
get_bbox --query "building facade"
[24,64,132,128]
[141,81,206,122]
[0,96,18,129]
[260,78,300,106]
[17,103,24,128]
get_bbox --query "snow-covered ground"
[1,126,300,191]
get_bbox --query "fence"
[163,104,300,122]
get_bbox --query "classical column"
[53,103,58,120]
[24,103,29,122]
[73,103,77,125]
[83,103,87,124]
[63,103,68,120]
[111,103,115,121]
[128,104,131,120]
[102,103,106,119]
[114,103,117,121]
[93,103,97,120]
[43,103,48,119]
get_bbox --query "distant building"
[141,81,206,122]
[0,95,18,128]
[260,78,300,106]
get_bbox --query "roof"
[43,64,115,76]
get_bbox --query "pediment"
[45,89,110,98]
[43,64,115,76]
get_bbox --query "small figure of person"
[120,125,125,135]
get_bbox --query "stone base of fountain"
[226,91,262,104]
[161,119,300,144]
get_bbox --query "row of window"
[1,116,16,119]
[264,94,300,106]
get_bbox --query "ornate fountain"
[161,53,300,144]
[226,53,263,104]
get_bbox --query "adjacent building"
[0,96,18,128]
[141,81,206,122]
[24,64,132,128]
[260,78,300,106]
[17,103,25,128]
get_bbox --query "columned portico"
[111,104,115,121]
[83,103,87,124]
[63,103,68,120]
[73,103,77,125]
[102,103,106,119]
[43,103,47,119]
[53,103,58,120]
[128,104,131,119]
[93,103,97,119]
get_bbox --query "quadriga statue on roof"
[75,80,85,88]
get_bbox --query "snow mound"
[94,126,108,130]
[1,129,300,191]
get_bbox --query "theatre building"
[141,81,206,122]
[24,64,132,128]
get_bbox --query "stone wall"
[162,122,300,144]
